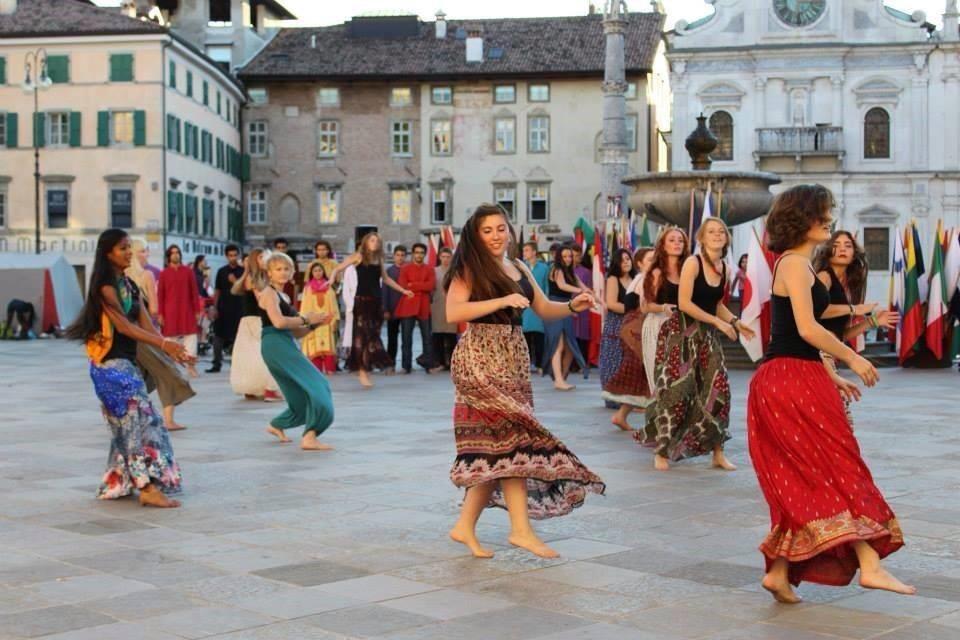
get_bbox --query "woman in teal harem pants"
[257,252,336,451]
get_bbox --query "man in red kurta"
[395,242,436,373]
[158,244,203,376]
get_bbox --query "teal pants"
[261,327,334,435]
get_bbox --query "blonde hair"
[266,251,294,271]
[246,248,269,291]
[696,218,732,258]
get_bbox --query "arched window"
[708,111,733,161]
[864,107,890,159]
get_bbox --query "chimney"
[588,3,596,15]
[435,10,447,39]
[465,28,483,63]
[120,0,137,19]
[0,0,18,17]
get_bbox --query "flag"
[441,225,455,251]
[912,223,928,302]
[592,222,605,320]
[639,212,652,246]
[900,222,925,364]
[925,221,948,359]
[739,227,773,362]
[889,227,905,352]
[942,227,960,358]
[426,233,438,267]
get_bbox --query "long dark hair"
[165,244,182,266]
[551,245,576,286]
[643,227,689,302]
[607,248,637,279]
[443,204,521,323]
[813,230,868,304]
[66,229,129,341]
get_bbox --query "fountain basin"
[623,170,781,228]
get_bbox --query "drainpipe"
[161,37,169,250]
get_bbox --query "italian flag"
[925,221,949,360]
[899,223,925,364]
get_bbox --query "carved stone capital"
[602,81,629,95]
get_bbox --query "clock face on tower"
[773,0,827,27]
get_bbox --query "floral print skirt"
[345,296,393,372]
[637,313,731,460]
[601,309,652,408]
[90,358,182,499]
[450,323,605,519]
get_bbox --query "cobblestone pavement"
[1,340,959,639]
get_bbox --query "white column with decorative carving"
[944,53,960,170]
[831,75,844,126]
[911,54,929,170]
[600,0,630,216]
[671,58,690,171]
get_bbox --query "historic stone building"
[668,0,960,300]
[238,11,668,255]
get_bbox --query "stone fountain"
[623,115,781,227]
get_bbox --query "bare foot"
[712,452,737,471]
[654,454,670,471]
[554,382,575,391]
[243,394,260,400]
[139,486,180,508]
[449,526,494,558]
[860,567,917,595]
[266,426,291,443]
[508,532,559,558]
[187,366,199,378]
[611,415,633,431]
[301,432,334,451]
[165,422,187,432]
[358,371,374,388]
[761,574,802,604]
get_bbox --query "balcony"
[755,126,844,173]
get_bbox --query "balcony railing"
[756,127,843,155]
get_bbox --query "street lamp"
[23,49,52,255]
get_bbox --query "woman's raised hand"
[570,291,594,313]
[501,293,531,310]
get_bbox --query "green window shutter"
[203,81,209,106]
[241,153,250,181]
[216,91,221,115]
[69,111,81,147]
[177,193,185,232]
[33,112,45,147]
[167,191,177,229]
[6,113,18,148]
[175,117,181,153]
[192,126,199,159]
[97,111,110,147]
[0,57,6,85]
[134,110,146,146]
[186,71,193,98]
[109,54,133,82]
[46,55,69,83]
[168,60,176,88]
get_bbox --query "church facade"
[667,0,960,300]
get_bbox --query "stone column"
[943,55,960,170]
[831,75,844,126]
[911,54,929,170]
[944,1,959,43]
[671,58,690,171]
[600,1,630,218]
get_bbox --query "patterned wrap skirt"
[90,358,182,499]
[230,316,280,396]
[637,313,731,460]
[345,295,393,372]
[601,309,652,407]
[541,295,588,378]
[450,323,606,519]
[748,357,903,586]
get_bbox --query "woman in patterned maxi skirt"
[748,184,912,603]
[446,205,605,559]
[67,229,192,508]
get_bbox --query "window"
[46,55,69,83]
[431,119,451,155]
[494,84,516,103]
[46,188,69,228]
[864,227,890,269]
[527,184,549,222]
[708,110,733,161]
[111,111,135,146]
[109,54,133,82]
[318,187,339,224]
[625,82,638,100]
[494,117,515,153]
[186,70,193,98]
[0,188,6,228]
[317,120,338,157]
[431,187,449,224]
[431,86,452,105]
[390,87,413,107]
[318,87,340,106]
[625,114,638,152]
[202,81,209,106]
[528,84,550,102]
[864,107,890,159]
[0,112,7,146]
[247,121,267,156]
[391,188,412,224]
[209,0,231,23]
[494,185,516,220]
[391,121,412,156]
[206,45,232,72]
[110,188,133,228]
[168,60,176,88]
[247,189,267,224]
[248,88,268,104]
[528,116,550,153]
[216,91,221,115]
[46,112,70,147]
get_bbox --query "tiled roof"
[239,12,665,81]
[0,0,165,38]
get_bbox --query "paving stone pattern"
[0,341,958,639]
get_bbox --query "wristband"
[848,303,855,316]
[567,300,576,313]
[299,315,310,327]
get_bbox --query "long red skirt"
[747,357,903,586]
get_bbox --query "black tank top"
[820,269,850,341]
[259,287,297,328]
[241,290,259,317]
[474,264,536,326]
[656,278,679,305]
[356,263,381,297]
[548,269,573,301]
[104,277,141,362]
[689,256,726,317]
[765,261,830,361]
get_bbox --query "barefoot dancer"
[257,253,336,451]
[542,245,591,391]
[331,232,412,388]
[638,228,687,393]
[748,185,913,603]
[445,205,605,559]
[66,229,190,508]
[230,249,281,401]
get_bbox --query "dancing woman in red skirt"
[748,184,914,603]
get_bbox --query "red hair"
[643,227,690,302]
